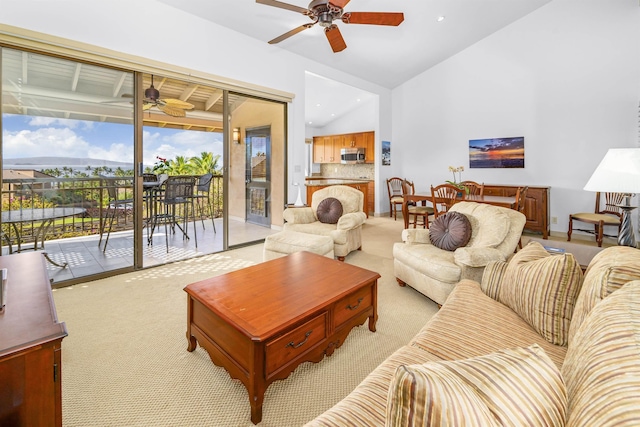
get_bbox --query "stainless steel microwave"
[341,147,366,164]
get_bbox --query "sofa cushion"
[562,280,640,427]
[393,243,460,284]
[498,241,583,346]
[450,202,509,249]
[429,211,471,251]
[411,280,567,369]
[386,344,566,427]
[304,345,444,427]
[316,197,343,224]
[568,246,640,345]
[480,260,509,300]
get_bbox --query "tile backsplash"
[317,163,374,179]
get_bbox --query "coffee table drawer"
[266,313,327,376]
[334,286,372,327]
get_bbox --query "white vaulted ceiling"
[158,0,552,89]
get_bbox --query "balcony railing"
[1,174,223,251]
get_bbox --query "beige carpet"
[53,216,439,427]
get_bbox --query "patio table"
[1,207,86,268]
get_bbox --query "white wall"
[392,0,640,237]
[310,98,377,136]
[0,0,391,206]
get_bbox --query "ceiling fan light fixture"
[145,85,159,101]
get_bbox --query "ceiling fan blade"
[256,0,309,15]
[161,98,194,109]
[158,104,187,117]
[342,12,404,26]
[325,25,347,53]
[330,0,350,8]
[142,103,153,111]
[269,23,315,44]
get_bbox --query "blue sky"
[2,114,224,168]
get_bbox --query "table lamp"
[583,148,640,247]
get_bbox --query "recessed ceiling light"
[437,16,445,22]
[356,98,361,102]
[316,103,321,107]
[308,121,313,124]
[331,113,335,117]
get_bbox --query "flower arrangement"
[446,166,469,193]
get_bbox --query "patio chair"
[98,176,134,252]
[190,173,216,233]
[150,176,198,253]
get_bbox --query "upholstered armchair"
[393,201,526,305]
[283,185,366,261]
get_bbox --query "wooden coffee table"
[184,251,380,424]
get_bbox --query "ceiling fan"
[256,0,404,53]
[140,75,194,118]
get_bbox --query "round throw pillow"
[429,211,472,251]
[316,197,343,224]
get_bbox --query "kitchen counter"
[305,179,370,186]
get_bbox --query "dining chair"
[403,180,434,228]
[386,177,405,220]
[461,180,484,196]
[98,176,134,251]
[567,192,625,247]
[430,184,464,218]
[190,173,216,233]
[151,176,198,253]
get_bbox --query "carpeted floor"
[53,216,439,426]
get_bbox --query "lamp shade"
[583,148,640,194]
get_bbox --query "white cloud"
[3,127,91,159]
[28,117,82,129]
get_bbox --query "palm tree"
[167,156,190,175]
[188,152,220,175]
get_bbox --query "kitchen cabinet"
[313,131,375,164]
[363,132,375,163]
[367,181,375,214]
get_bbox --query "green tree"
[188,152,220,175]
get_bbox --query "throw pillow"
[562,280,640,427]
[386,344,566,427]
[429,211,472,251]
[498,241,583,346]
[316,197,343,224]
[567,246,640,346]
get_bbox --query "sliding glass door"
[1,47,135,283]
[0,46,288,285]
[227,94,286,247]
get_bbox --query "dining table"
[402,193,517,229]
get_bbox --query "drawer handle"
[286,331,312,349]
[347,297,364,310]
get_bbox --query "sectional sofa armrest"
[336,212,366,230]
[401,228,432,244]
[283,207,317,224]
[454,247,505,268]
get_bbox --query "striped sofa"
[306,244,640,426]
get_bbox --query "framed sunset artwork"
[469,136,525,168]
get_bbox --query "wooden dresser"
[483,184,550,238]
[0,252,67,427]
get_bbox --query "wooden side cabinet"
[483,184,550,238]
[0,252,67,427]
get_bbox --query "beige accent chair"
[393,201,526,305]
[283,185,366,261]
